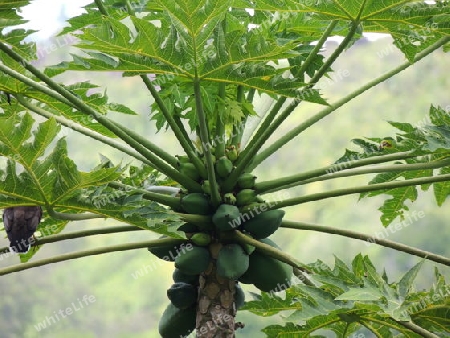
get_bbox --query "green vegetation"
[0,0,449,337]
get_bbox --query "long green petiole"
[0,56,201,191]
[255,151,436,194]
[223,21,357,190]
[234,20,337,173]
[269,173,450,209]
[0,238,188,276]
[281,221,450,267]
[251,36,450,169]
[141,75,206,177]
[108,182,181,209]
[16,96,152,165]
[291,158,450,188]
[231,85,245,146]
[0,225,142,255]
[215,83,226,158]
[193,79,221,206]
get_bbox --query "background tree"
[0,0,449,337]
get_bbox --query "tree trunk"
[196,243,243,337]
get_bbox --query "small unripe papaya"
[191,233,212,246]
[242,209,285,239]
[173,268,199,285]
[225,145,238,162]
[158,303,196,338]
[237,173,257,189]
[175,246,211,275]
[217,244,249,280]
[236,189,257,207]
[179,162,200,181]
[176,155,191,164]
[239,238,293,292]
[167,282,198,309]
[180,193,211,215]
[215,156,233,178]
[212,204,241,231]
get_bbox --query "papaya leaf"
[241,290,298,317]
[0,113,122,206]
[248,254,449,337]
[43,1,328,103]
[0,1,29,29]
[233,0,450,61]
[329,105,450,226]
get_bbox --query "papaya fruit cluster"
[150,239,247,337]
[153,146,292,337]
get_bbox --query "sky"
[18,0,92,40]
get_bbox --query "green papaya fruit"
[167,282,198,309]
[173,268,199,285]
[158,303,196,338]
[242,209,285,239]
[225,146,238,162]
[212,204,242,232]
[235,283,245,310]
[236,189,257,207]
[148,238,186,262]
[239,240,292,292]
[179,162,200,181]
[215,156,233,178]
[191,233,212,246]
[237,173,257,189]
[175,246,211,275]
[217,244,249,280]
[180,193,211,215]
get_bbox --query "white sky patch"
[17,0,92,41]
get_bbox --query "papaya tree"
[1,0,450,337]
